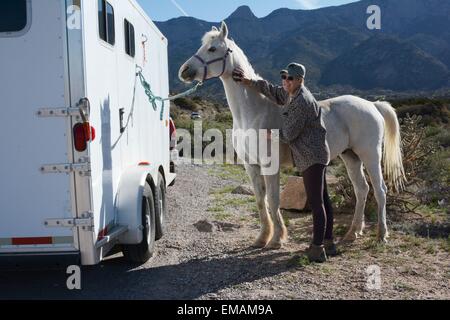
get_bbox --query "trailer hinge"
[45,212,94,231]
[37,98,91,119]
[36,107,81,118]
[40,161,91,176]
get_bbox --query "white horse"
[179,22,406,249]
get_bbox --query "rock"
[280,177,308,211]
[194,220,216,233]
[232,185,254,196]
[214,221,241,232]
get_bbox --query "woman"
[233,63,337,263]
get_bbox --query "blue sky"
[137,0,359,22]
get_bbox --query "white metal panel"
[0,0,76,251]
[81,0,171,254]
[81,0,121,252]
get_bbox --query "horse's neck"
[221,76,282,130]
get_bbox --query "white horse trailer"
[0,0,176,266]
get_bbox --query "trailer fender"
[116,166,157,244]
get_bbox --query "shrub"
[173,97,200,112]
[214,112,233,124]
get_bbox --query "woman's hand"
[232,67,252,85]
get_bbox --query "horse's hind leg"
[244,164,274,248]
[264,173,288,249]
[359,154,389,243]
[340,151,370,242]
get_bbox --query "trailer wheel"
[155,173,167,240]
[122,183,156,264]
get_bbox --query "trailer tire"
[122,183,156,264]
[155,172,167,240]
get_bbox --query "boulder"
[280,177,308,211]
[194,220,216,233]
[232,185,254,196]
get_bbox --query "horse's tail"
[374,101,406,192]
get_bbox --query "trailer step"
[95,225,128,249]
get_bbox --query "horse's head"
[179,21,234,83]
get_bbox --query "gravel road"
[0,161,449,300]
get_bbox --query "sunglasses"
[281,74,295,81]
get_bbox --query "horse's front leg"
[264,173,288,249]
[244,164,274,248]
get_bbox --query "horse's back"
[320,95,384,123]
[320,95,386,157]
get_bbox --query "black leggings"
[303,164,334,246]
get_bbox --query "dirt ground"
[0,160,448,300]
[173,161,450,300]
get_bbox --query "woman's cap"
[280,63,306,79]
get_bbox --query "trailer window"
[124,19,135,58]
[98,0,115,46]
[0,0,28,34]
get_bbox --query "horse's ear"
[220,21,229,39]
[211,26,218,31]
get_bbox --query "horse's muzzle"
[179,65,196,83]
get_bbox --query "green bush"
[173,97,200,112]
[192,96,203,103]
[396,104,449,125]
[214,111,233,124]
[435,131,450,148]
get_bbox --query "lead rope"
[136,65,203,121]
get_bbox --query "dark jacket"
[251,79,330,172]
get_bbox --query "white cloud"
[295,0,321,10]
[170,0,189,17]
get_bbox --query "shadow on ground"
[0,247,293,300]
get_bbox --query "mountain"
[320,35,449,91]
[156,0,450,101]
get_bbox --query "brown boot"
[324,239,338,257]
[306,244,328,263]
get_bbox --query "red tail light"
[169,118,176,150]
[74,123,96,152]
[169,118,176,138]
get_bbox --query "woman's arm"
[250,79,289,106]
[233,67,288,106]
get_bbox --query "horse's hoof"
[252,239,269,249]
[265,241,283,250]
[377,233,389,244]
[342,231,358,243]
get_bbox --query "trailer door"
[0,0,80,254]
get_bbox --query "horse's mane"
[202,30,261,81]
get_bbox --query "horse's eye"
[208,47,217,53]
